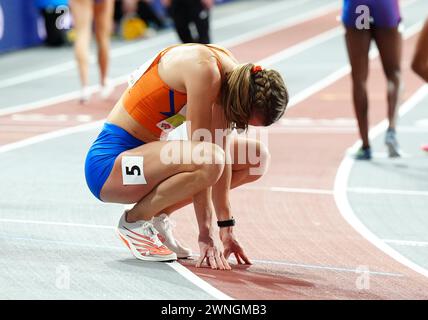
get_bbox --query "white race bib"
[121,156,147,185]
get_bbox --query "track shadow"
[181,260,315,291]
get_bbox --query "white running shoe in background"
[80,86,91,104]
[153,213,192,259]
[100,79,113,100]
[117,211,177,262]
[385,128,401,158]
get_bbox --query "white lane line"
[0,232,402,278]
[334,85,428,279]
[347,187,428,197]
[0,233,122,250]
[383,239,428,248]
[212,0,311,29]
[259,27,343,67]
[218,2,339,48]
[167,262,233,300]
[189,254,402,277]
[397,126,428,133]
[0,119,104,153]
[287,19,424,109]
[241,186,333,195]
[0,233,230,299]
[268,127,357,134]
[243,185,428,197]
[0,219,231,300]
[0,1,338,91]
[288,65,350,108]
[0,75,128,117]
[237,258,403,277]
[0,217,115,229]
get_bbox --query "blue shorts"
[342,0,401,29]
[85,123,145,201]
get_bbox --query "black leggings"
[169,0,210,44]
[40,8,68,47]
[113,0,166,29]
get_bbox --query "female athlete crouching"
[84,43,288,270]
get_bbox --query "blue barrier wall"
[0,0,234,54]
[0,0,44,53]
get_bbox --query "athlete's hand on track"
[196,237,231,270]
[220,227,252,265]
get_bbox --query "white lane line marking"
[397,126,428,133]
[383,239,428,248]
[0,120,104,153]
[268,127,357,134]
[167,262,233,300]
[219,2,339,48]
[288,65,350,108]
[0,218,231,300]
[0,233,122,250]
[0,1,338,91]
[241,186,333,195]
[0,76,128,117]
[0,218,115,229]
[259,26,343,67]
[279,117,357,126]
[287,20,424,109]
[347,187,428,197]
[334,85,428,279]
[0,232,402,278]
[189,254,402,277]
[242,186,428,197]
[212,0,311,29]
[236,258,403,277]
[349,84,428,154]
[0,233,230,299]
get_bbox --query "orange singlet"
[122,44,230,137]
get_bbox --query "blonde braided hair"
[221,63,289,130]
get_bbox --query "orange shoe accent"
[118,232,131,249]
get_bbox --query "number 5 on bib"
[121,156,147,185]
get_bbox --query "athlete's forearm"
[193,187,215,241]
[212,159,233,221]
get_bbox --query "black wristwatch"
[217,217,235,228]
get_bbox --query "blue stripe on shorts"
[84,122,145,201]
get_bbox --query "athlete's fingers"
[208,256,217,269]
[220,252,231,270]
[234,252,244,264]
[224,248,231,260]
[196,253,206,268]
[239,251,252,265]
[214,253,225,270]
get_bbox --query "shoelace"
[141,221,163,246]
[160,216,176,232]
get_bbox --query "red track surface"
[2,9,428,299]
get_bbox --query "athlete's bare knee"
[192,142,225,185]
[249,141,270,177]
[385,69,401,86]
